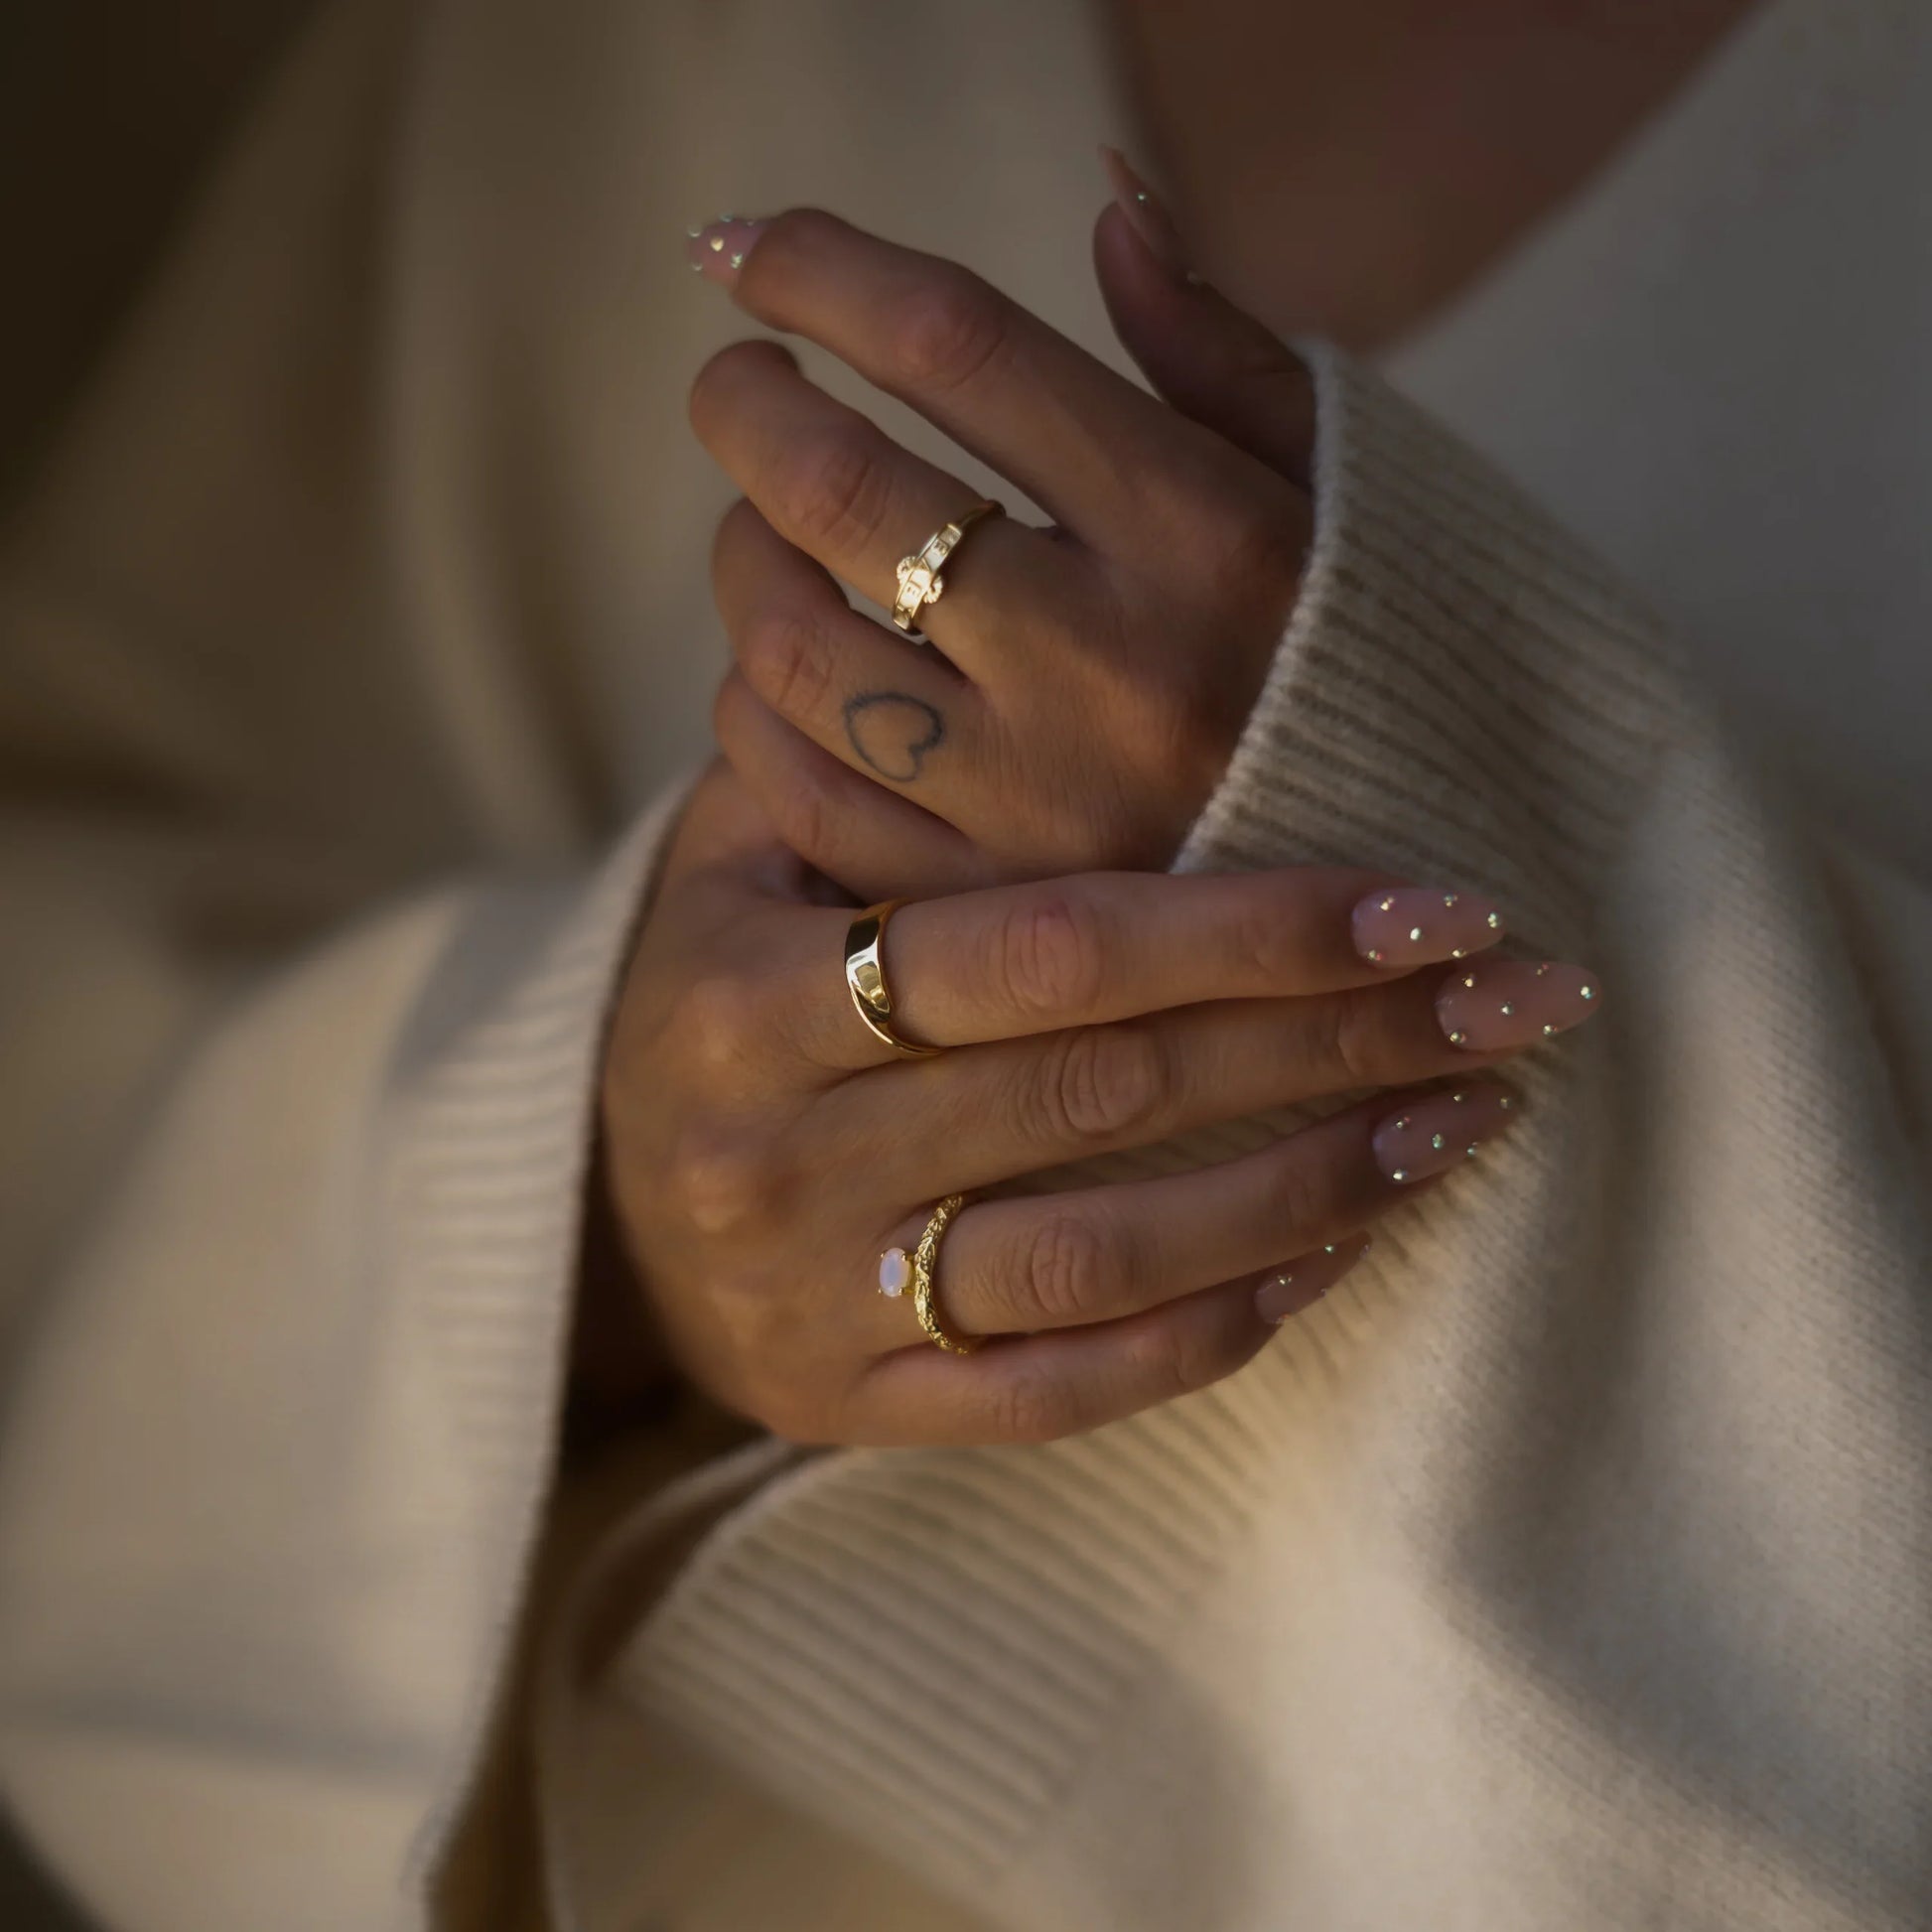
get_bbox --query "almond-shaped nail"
[1100,146,1195,281]
[1373,1085,1518,1185]
[1255,1235,1371,1325]
[1353,887,1505,968]
[1436,961,1601,1052]
[685,215,768,286]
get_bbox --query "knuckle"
[738,605,831,720]
[993,888,1111,1023]
[663,1122,776,1238]
[1034,1022,1172,1148]
[886,270,1010,394]
[779,425,888,555]
[1202,492,1305,611]
[676,970,763,1070]
[1016,1210,1114,1326]
[1318,988,1385,1091]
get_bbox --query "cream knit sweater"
[1,3,1928,1930]
[538,356,1932,1932]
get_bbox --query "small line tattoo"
[843,691,944,783]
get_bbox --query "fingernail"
[1436,960,1601,1052]
[1255,1235,1371,1325]
[1373,1084,1519,1185]
[1100,146,1196,281]
[1352,887,1505,968]
[685,214,768,286]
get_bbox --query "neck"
[1107,0,1762,348]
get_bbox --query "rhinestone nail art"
[1373,1084,1518,1185]
[1437,960,1603,1051]
[1354,886,1507,971]
[1255,1237,1369,1324]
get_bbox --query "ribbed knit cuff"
[1178,345,1679,967]
[605,356,1686,1908]
[395,783,690,1896]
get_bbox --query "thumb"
[1094,148,1315,491]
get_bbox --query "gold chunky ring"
[891,499,1004,637]
[844,899,942,1059]
[912,1193,980,1354]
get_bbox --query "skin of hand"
[684,161,1325,904]
[598,762,1598,1447]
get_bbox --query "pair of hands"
[597,190,1598,1446]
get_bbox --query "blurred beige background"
[0,0,314,508]
[2,7,314,1919]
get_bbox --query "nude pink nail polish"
[1372,1085,1518,1185]
[1255,1235,1371,1325]
[685,215,768,286]
[1352,887,1506,968]
[1100,146,1195,281]
[1435,960,1602,1052]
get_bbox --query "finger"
[691,207,1289,559]
[825,952,1548,1202]
[713,670,993,903]
[1092,188,1316,490]
[887,1083,1515,1340]
[711,497,997,815]
[781,867,1510,1072]
[844,1275,1277,1448]
[688,336,1074,652]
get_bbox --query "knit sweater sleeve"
[0,813,680,1932]
[1159,348,1932,1920]
[601,349,1932,1932]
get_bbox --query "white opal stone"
[878,1248,910,1298]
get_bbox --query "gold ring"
[912,1194,980,1354]
[891,499,1004,638]
[844,899,942,1059]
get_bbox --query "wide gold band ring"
[844,899,942,1059]
[911,1194,980,1353]
[891,499,1004,638]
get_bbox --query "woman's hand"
[598,765,1594,1447]
[685,179,1321,904]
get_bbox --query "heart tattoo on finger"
[843,692,945,783]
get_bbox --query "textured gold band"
[891,499,1004,637]
[912,1193,980,1354]
[844,899,942,1059]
